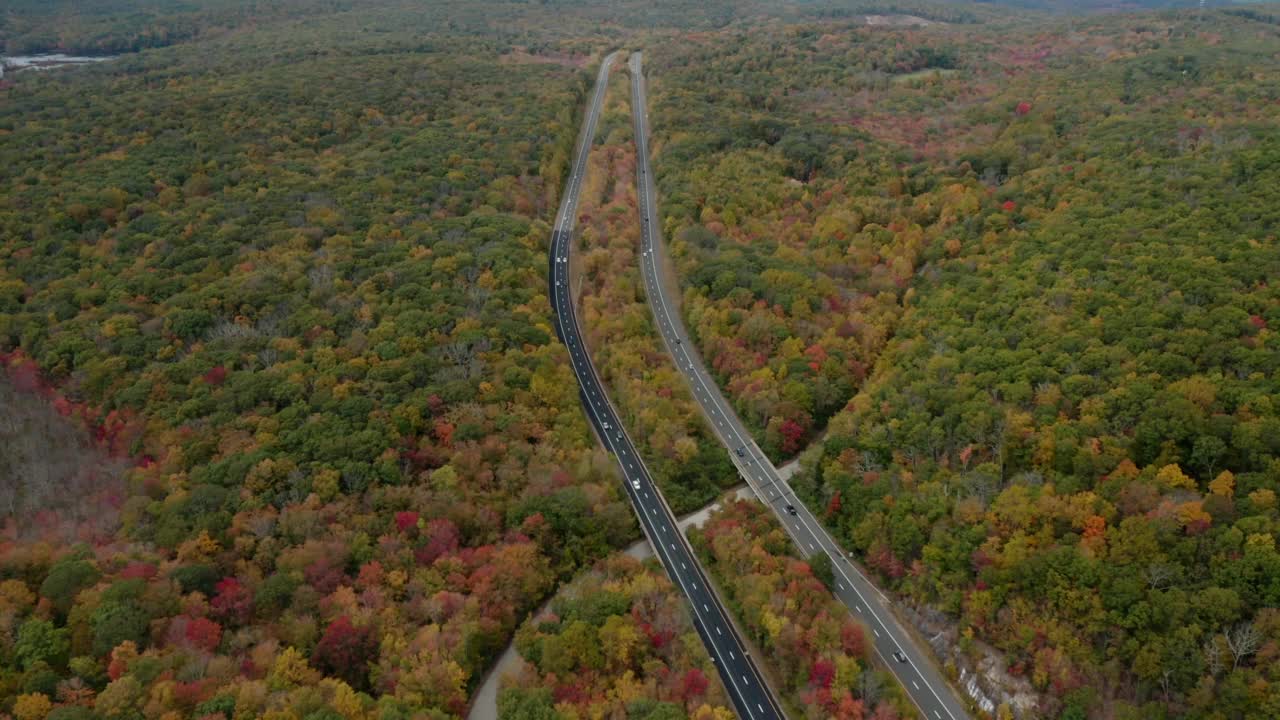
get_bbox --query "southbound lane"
[627,50,972,720]
[549,51,787,720]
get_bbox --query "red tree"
[210,577,252,625]
[840,622,867,658]
[826,491,843,518]
[184,616,223,652]
[810,659,836,688]
[680,668,709,700]
[394,511,419,533]
[780,418,807,454]
[415,518,460,565]
[312,616,378,690]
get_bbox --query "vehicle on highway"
[632,479,641,490]
[736,446,746,458]
[894,651,909,664]
[786,504,797,516]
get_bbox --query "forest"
[0,4,648,719]
[500,554,736,719]
[689,500,918,720]
[3,0,1280,719]
[639,4,1280,718]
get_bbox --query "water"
[0,54,115,77]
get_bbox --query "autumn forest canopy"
[1,0,1279,720]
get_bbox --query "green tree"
[91,602,150,656]
[39,559,99,616]
[15,619,70,671]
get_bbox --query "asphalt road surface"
[548,51,787,720]
[628,50,973,720]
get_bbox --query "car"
[893,651,908,664]
[632,479,641,490]
[602,422,611,430]
[786,504,797,516]
[736,446,746,458]
[674,338,681,344]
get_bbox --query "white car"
[632,479,641,490]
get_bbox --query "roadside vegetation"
[689,499,919,719]
[500,554,735,720]
[573,66,737,514]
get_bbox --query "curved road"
[549,51,787,720]
[628,51,972,720]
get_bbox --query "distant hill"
[964,0,1269,13]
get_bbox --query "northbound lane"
[627,50,973,720]
[549,51,787,720]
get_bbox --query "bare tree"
[860,664,884,707]
[1145,563,1176,590]
[1202,637,1224,677]
[1226,622,1262,670]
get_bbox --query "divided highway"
[627,51,973,720]
[548,51,787,720]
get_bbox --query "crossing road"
[548,51,787,720]
[627,50,972,720]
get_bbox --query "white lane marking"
[873,628,881,638]
[730,651,735,659]
[716,626,722,636]
[913,680,921,690]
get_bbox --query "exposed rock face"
[901,601,1044,719]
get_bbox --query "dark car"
[893,651,908,663]
[736,446,746,458]
[786,504,797,516]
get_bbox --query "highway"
[627,51,973,720]
[548,51,787,720]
